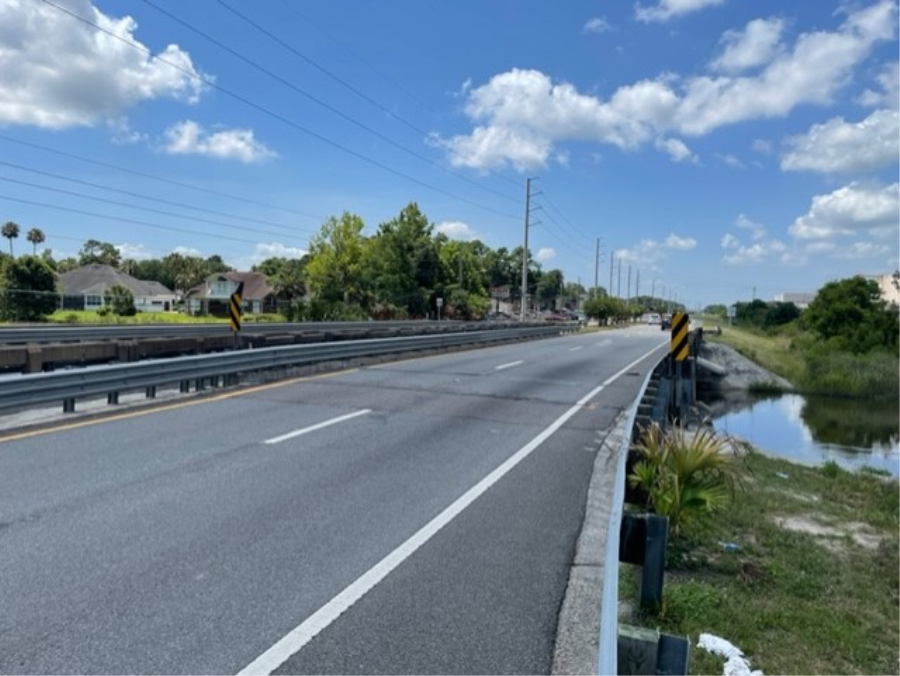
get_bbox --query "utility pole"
[594,238,600,298]
[627,264,632,302]
[616,257,622,298]
[636,269,641,298]
[520,178,532,321]
[609,252,614,298]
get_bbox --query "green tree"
[536,269,564,310]
[703,303,727,317]
[368,203,440,317]
[254,256,307,301]
[78,239,121,267]
[205,254,232,275]
[802,276,899,353]
[2,221,20,256]
[0,255,58,321]
[162,253,207,298]
[305,212,370,306]
[103,284,137,316]
[26,227,45,255]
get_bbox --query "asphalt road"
[0,326,667,675]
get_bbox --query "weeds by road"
[621,451,899,674]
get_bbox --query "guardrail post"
[107,392,119,405]
[145,386,157,399]
[63,398,75,413]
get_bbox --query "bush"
[628,424,747,538]
[103,284,136,316]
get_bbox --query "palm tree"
[2,221,20,256]
[26,227,45,255]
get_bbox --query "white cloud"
[655,137,697,163]
[116,243,155,260]
[0,0,206,129]
[584,17,612,34]
[173,245,203,257]
[833,241,890,259]
[163,120,275,163]
[720,237,789,265]
[635,0,724,23]
[536,247,557,262]
[721,215,789,264]
[788,182,900,240]
[735,214,766,240]
[436,221,479,241]
[752,139,774,154]
[664,233,697,250]
[710,18,785,73]
[716,153,745,168]
[780,109,899,174]
[232,242,307,271]
[435,1,897,171]
[616,233,695,268]
[859,61,899,108]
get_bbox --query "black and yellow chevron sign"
[229,281,244,332]
[670,311,690,361]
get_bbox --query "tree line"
[0,204,595,321]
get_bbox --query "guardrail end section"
[616,627,690,675]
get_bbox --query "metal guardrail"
[0,326,567,414]
[0,320,473,344]
[596,364,658,675]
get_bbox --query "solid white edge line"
[569,346,584,352]
[237,344,661,676]
[263,409,372,445]
[495,360,524,371]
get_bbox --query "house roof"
[59,264,176,297]
[185,271,274,300]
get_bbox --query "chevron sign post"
[669,311,689,361]
[229,282,244,334]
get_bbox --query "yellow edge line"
[0,368,358,443]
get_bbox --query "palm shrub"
[628,423,746,538]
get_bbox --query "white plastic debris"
[697,633,763,676]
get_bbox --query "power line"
[141,0,518,206]
[0,194,262,246]
[39,0,518,220]
[0,174,311,241]
[0,134,321,221]
[0,159,311,236]
[219,0,522,191]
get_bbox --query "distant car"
[647,313,661,325]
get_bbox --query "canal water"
[711,393,899,477]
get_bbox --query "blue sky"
[1,0,897,309]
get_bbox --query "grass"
[704,322,899,399]
[703,322,803,385]
[43,310,286,324]
[620,450,900,675]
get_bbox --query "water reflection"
[709,392,899,477]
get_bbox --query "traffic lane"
[244,332,667,415]
[0,332,631,536]
[272,385,633,675]
[2,352,633,674]
[0,339,663,673]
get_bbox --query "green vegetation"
[622,451,899,675]
[706,276,899,399]
[0,255,57,321]
[628,424,745,538]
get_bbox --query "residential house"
[59,264,177,311]
[185,272,276,316]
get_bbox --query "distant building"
[185,272,276,316]
[773,292,816,309]
[866,273,900,306]
[59,264,177,312]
